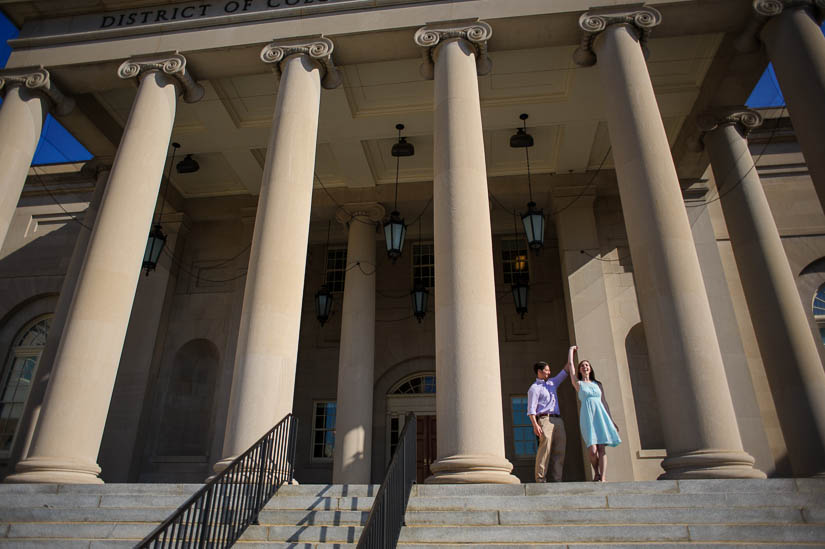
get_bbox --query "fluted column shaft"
[6,66,186,484]
[0,85,46,248]
[580,9,763,478]
[760,3,825,213]
[703,111,825,477]
[333,205,382,484]
[416,21,517,484]
[218,42,333,468]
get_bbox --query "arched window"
[0,316,51,456]
[391,373,436,395]
[812,284,825,345]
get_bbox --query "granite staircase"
[0,479,824,547]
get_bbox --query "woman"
[565,345,621,481]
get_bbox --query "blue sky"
[1,11,92,165]
[1,12,822,164]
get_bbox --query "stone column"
[0,68,74,248]
[14,163,110,466]
[332,203,384,484]
[573,7,764,479]
[215,37,341,472]
[6,54,202,484]
[745,1,825,214]
[553,188,636,481]
[415,20,518,484]
[699,108,825,477]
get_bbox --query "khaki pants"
[535,415,566,482]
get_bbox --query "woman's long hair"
[576,360,599,384]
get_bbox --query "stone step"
[257,509,369,526]
[0,492,195,509]
[406,491,825,511]
[262,496,374,511]
[275,484,379,497]
[405,506,808,526]
[0,522,154,541]
[0,542,136,548]
[0,483,201,495]
[239,524,362,543]
[396,524,825,544]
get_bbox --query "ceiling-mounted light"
[176,154,200,174]
[143,142,179,276]
[384,124,413,263]
[510,114,545,252]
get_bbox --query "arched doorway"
[386,372,436,482]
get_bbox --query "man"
[527,360,568,482]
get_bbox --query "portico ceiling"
[3,0,759,201]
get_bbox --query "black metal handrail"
[356,412,417,549]
[136,413,298,548]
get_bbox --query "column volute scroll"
[572,6,662,67]
[117,52,204,103]
[414,18,492,79]
[696,108,764,146]
[260,36,342,90]
[736,0,825,53]
[0,66,74,116]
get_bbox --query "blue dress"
[578,381,621,447]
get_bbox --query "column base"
[425,454,520,484]
[208,456,296,485]
[658,449,766,480]
[4,456,103,484]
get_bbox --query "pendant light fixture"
[315,220,334,326]
[411,219,429,323]
[384,124,414,262]
[510,113,545,252]
[510,210,529,319]
[143,142,179,276]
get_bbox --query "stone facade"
[0,0,824,485]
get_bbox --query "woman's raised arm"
[566,345,580,392]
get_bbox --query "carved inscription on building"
[99,0,334,29]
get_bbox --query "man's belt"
[536,413,560,418]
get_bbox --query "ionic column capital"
[117,52,203,103]
[335,202,386,225]
[414,19,493,79]
[80,159,113,180]
[697,107,763,142]
[260,36,342,90]
[737,0,824,52]
[0,67,74,115]
[754,0,825,16]
[573,6,662,67]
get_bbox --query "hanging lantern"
[384,124,413,262]
[521,201,545,251]
[384,210,406,262]
[144,142,179,276]
[315,284,333,327]
[142,223,167,275]
[510,114,545,252]
[512,280,529,319]
[411,281,429,323]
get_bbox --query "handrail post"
[253,434,269,525]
